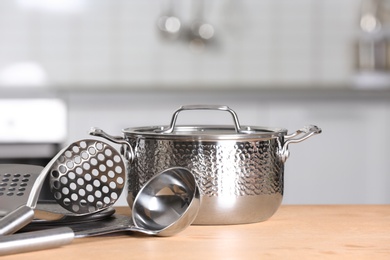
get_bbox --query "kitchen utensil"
[0,164,115,225]
[0,164,44,217]
[131,167,200,236]
[90,104,321,225]
[157,0,182,40]
[0,139,126,235]
[48,139,125,214]
[0,164,116,225]
[0,167,200,256]
[28,204,116,227]
[0,150,68,235]
[187,0,215,52]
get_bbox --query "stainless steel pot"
[90,105,321,225]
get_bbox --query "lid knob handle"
[156,105,245,134]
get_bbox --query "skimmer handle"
[0,205,34,236]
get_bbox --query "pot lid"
[122,125,287,140]
[123,105,287,140]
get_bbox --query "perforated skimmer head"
[49,139,125,214]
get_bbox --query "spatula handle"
[0,227,74,256]
[0,205,34,235]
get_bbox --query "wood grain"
[2,205,390,259]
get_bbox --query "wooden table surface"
[2,205,390,259]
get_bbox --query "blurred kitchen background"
[0,0,389,206]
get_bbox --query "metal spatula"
[0,164,44,217]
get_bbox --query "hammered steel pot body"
[89,105,321,225]
[126,136,285,225]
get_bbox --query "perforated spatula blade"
[0,164,44,217]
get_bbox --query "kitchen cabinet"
[63,89,390,206]
[267,98,390,204]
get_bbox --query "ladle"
[0,167,200,256]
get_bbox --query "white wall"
[0,0,361,88]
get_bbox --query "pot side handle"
[280,125,322,162]
[89,127,134,163]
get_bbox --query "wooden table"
[2,205,390,259]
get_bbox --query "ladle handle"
[0,227,74,256]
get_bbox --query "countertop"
[2,205,390,259]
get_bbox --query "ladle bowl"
[131,167,200,236]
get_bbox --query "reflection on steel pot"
[90,105,321,225]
